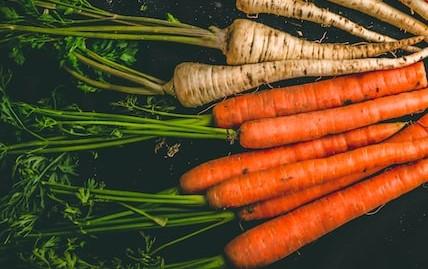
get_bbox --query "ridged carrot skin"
[239,114,428,221]
[226,159,428,268]
[180,123,405,194]
[213,62,427,128]
[207,137,428,208]
[239,88,428,149]
[239,172,367,221]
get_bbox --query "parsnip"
[218,19,422,64]
[399,0,428,21]
[328,0,428,36]
[169,47,428,107]
[236,0,420,52]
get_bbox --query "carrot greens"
[0,93,235,157]
[0,153,233,268]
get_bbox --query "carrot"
[225,158,428,268]
[328,0,428,37]
[180,122,405,194]
[399,0,428,21]
[213,62,427,128]
[171,46,428,107]
[207,137,428,208]
[240,113,428,221]
[239,89,428,149]
[239,172,368,221]
[236,0,420,53]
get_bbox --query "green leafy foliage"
[55,37,87,67]
[166,13,180,24]
[112,96,176,117]
[90,40,138,66]
[0,77,31,130]
[76,81,98,93]
[0,154,79,242]
[18,236,101,269]
[0,6,21,22]
[12,234,165,269]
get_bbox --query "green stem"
[44,182,206,205]
[73,52,165,93]
[86,207,193,225]
[8,135,153,155]
[23,103,230,135]
[165,255,226,269]
[49,189,206,206]
[33,1,139,26]
[25,105,205,125]
[63,25,213,38]
[29,211,234,237]
[120,103,212,119]
[6,136,122,150]
[1,24,220,49]
[64,67,158,95]
[37,0,206,29]
[54,120,230,135]
[151,219,232,255]
[119,202,168,227]
[119,129,230,140]
[82,48,165,84]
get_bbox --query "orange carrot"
[207,137,428,208]
[225,158,428,268]
[180,122,405,194]
[213,62,427,128]
[239,114,428,220]
[238,172,367,221]
[239,88,428,149]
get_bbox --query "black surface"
[2,0,428,268]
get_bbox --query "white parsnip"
[219,19,422,64]
[169,47,428,107]
[236,0,420,52]
[399,0,428,21]
[328,0,428,36]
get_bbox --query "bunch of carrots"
[174,62,428,268]
[4,0,428,268]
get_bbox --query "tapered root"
[170,47,428,107]
[221,19,424,65]
[399,0,428,21]
[328,0,428,36]
[236,0,421,53]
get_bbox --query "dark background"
[2,0,428,268]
